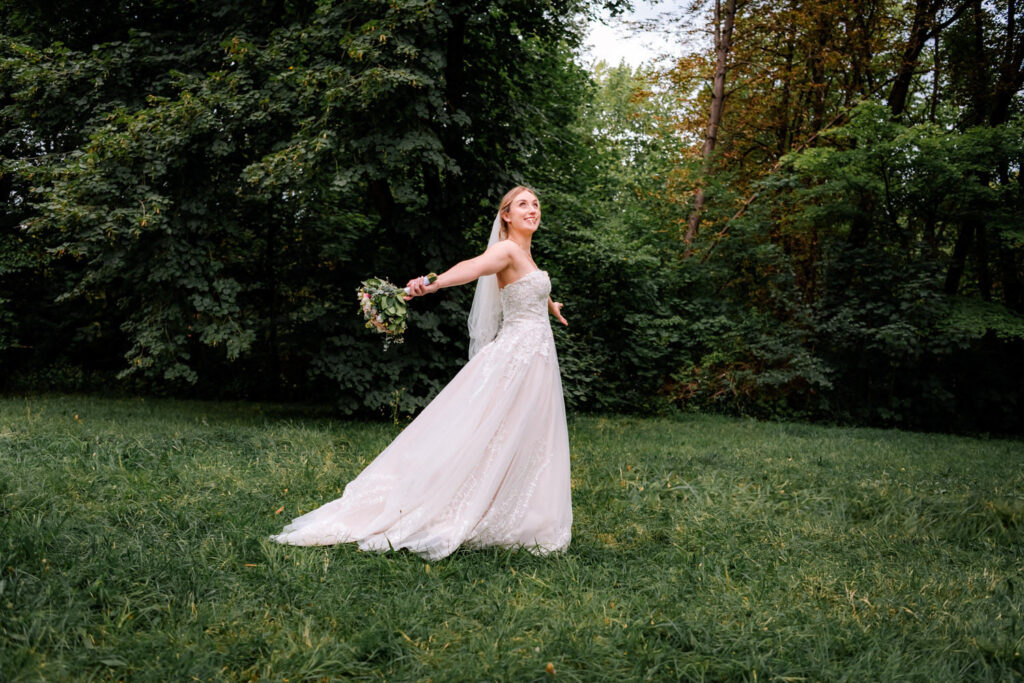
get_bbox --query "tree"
[644,0,1024,431]
[684,0,739,248]
[1,0,609,413]
[886,0,971,118]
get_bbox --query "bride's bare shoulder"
[499,239,534,261]
[486,239,514,254]
[485,239,527,262]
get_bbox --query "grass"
[1,395,1022,681]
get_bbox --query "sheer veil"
[467,212,503,359]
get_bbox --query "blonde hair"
[498,185,539,240]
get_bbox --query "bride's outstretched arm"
[548,297,568,326]
[405,242,512,297]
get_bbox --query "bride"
[271,186,573,560]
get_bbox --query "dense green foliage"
[2,397,1021,679]
[1,0,637,415]
[1,0,1022,432]
[640,0,1024,433]
[664,104,1024,432]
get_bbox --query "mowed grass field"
[1,395,1021,681]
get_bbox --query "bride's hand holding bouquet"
[359,188,565,349]
[357,273,437,348]
[403,273,441,299]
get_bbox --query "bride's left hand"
[550,301,568,326]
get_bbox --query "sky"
[582,1,684,69]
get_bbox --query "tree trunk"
[684,0,737,249]
[808,11,832,134]
[929,33,940,122]
[989,0,1023,126]
[922,207,938,257]
[776,38,794,157]
[889,0,972,118]
[944,221,975,294]
[888,0,937,118]
[368,178,396,229]
[975,222,992,300]
[854,0,879,94]
[998,247,1024,312]
[963,0,990,126]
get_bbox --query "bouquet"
[357,273,437,348]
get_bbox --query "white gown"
[271,269,572,560]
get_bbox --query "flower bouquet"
[357,273,437,348]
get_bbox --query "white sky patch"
[582,1,685,69]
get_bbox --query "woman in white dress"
[271,186,573,560]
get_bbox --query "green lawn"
[1,396,1021,681]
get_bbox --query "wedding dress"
[271,269,572,560]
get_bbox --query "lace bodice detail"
[500,269,550,325]
[470,268,556,403]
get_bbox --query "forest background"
[1,0,1022,434]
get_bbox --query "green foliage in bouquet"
[357,274,437,349]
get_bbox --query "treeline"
[639,0,1024,433]
[1,0,1022,433]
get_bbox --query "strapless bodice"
[500,270,550,326]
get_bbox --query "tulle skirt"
[270,322,572,561]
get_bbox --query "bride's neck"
[508,232,532,253]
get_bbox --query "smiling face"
[500,188,541,237]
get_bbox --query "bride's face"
[503,190,541,234]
